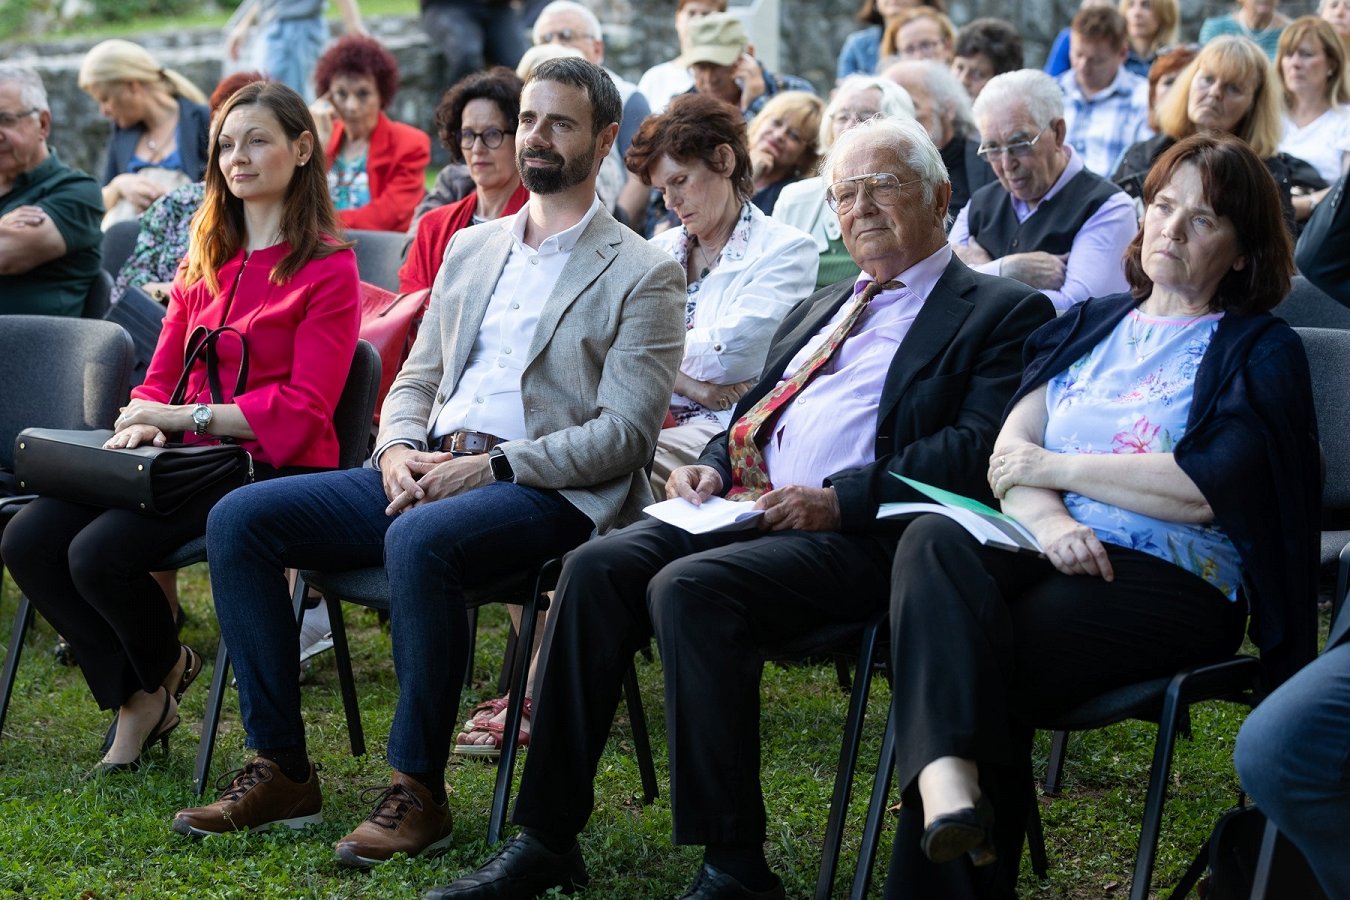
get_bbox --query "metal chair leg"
[192,640,231,796]
[851,706,897,900]
[326,594,365,757]
[622,661,658,805]
[0,595,34,739]
[1026,783,1049,879]
[1044,730,1070,795]
[815,619,882,900]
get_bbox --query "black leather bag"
[12,324,254,516]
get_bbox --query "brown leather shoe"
[171,757,322,836]
[334,771,453,868]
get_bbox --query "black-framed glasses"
[975,125,1050,162]
[825,172,919,214]
[454,127,513,150]
[538,28,594,44]
[0,108,39,130]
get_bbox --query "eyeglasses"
[830,109,880,129]
[975,125,1050,162]
[454,127,513,150]
[539,28,595,44]
[825,172,919,214]
[0,108,39,131]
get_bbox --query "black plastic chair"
[347,229,411,293]
[82,270,115,320]
[298,557,660,845]
[100,220,141,278]
[0,317,135,738]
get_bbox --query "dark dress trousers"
[510,256,1055,846]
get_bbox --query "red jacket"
[326,112,430,233]
[136,245,362,469]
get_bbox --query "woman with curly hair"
[312,35,431,232]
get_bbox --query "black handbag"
[13,324,254,516]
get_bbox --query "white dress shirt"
[429,196,602,442]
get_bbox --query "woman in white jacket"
[626,92,819,496]
[773,75,916,289]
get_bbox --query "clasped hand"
[105,399,185,449]
[988,443,1057,499]
[666,465,841,532]
[380,445,492,516]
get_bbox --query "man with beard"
[170,58,686,868]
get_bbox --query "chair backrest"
[347,229,412,293]
[1296,327,1350,511]
[333,339,382,470]
[0,316,135,471]
[101,220,141,277]
[82,269,114,319]
[1274,276,1350,330]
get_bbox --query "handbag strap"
[167,324,250,407]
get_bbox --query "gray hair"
[821,115,949,208]
[972,68,1063,132]
[823,74,917,147]
[533,1,605,44]
[881,60,977,140]
[0,64,49,113]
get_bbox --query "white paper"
[643,496,765,534]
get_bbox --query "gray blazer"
[376,205,687,533]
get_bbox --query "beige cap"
[676,13,748,69]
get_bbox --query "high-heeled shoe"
[93,689,180,775]
[920,797,997,867]
[101,645,201,754]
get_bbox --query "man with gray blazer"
[436,117,1055,899]
[171,58,686,866]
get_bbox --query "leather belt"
[436,430,506,456]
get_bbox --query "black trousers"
[883,515,1249,899]
[512,517,897,846]
[0,479,239,710]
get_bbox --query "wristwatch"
[488,447,515,483]
[191,403,213,436]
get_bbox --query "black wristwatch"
[488,447,515,483]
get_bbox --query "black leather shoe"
[920,797,996,866]
[422,832,588,899]
[678,864,786,899]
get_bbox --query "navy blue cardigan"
[101,96,210,186]
[1009,293,1322,687]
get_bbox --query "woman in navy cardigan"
[882,133,1320,898]
[79,39,210,219]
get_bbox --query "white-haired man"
[882,59,996,222]
[950,68,1136,312]
[0,64,102,317]
[431,115,1054,900]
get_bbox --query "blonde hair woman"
[79,39,211,220]
[1276,16,1350,199]
[1119,0,1179,75]
[744,90,825,214]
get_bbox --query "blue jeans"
[1235,640,1350,900]
[206,466,592,773]
[257,17,326,102]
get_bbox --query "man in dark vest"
[949,68,1136,313]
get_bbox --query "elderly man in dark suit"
[435,115,1055,900]
[170,58,686,871]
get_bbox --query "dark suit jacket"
[699,254,1055,533]
[102,96,210,185]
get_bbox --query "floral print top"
[662,202,754,426]
[1044,307,1242,599]
[111,181,204,304]
[328,152,370,211]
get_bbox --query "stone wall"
[4,0,1319,177]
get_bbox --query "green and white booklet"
[877,474,1044,556]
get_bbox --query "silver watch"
[191,403,213,436]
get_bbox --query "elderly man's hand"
[755,485,841,532]
[667,465,723,504]
[733,53,766,111]
[953,238,993,266]
[0,205,48,229]
[1000,252,1068,290]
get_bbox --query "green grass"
[0,567,1318,898]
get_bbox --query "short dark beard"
[517,141,596,194]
